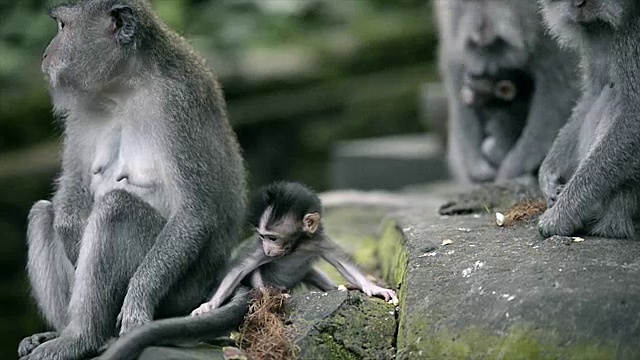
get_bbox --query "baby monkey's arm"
[321,238,399,305]
[191,244,269,316]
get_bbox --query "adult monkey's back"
[435,0,580,184]
[18,1,248,359]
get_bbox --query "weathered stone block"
[286,291,397,359]
[329,134,448,190]
[378,183,640,360]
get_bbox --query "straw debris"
[501,199,547,227]
[237,287,297,360]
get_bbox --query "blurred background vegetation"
[0,0,438,357]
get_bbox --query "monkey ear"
[110,5,136,45]
[303,213,321,234]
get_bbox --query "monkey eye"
[57,19,65,31]
[259,234,278,242]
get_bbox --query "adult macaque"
[19,1,247,359]
[537,0,640,239]
[435,0,580,183]
[100,182,398,360]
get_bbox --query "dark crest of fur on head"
[248,181,323,228]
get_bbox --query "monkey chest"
[260,254,321,289]
[578,86,615,158]
[88,125,171,217]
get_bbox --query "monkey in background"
[19,1,247,359]
[434,0,580,184]
[461,68,534,169]
[537,0,640,239]
[100,181,398,360]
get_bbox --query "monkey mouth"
[267,251,286,258]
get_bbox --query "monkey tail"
[99,286,251,360]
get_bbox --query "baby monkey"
[191,181,398,316]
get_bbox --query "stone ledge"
[286,291,397,360]
[379,185,640,360]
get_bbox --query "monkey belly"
[90,126,171,218]
[577,86,613,161]
[91,173,170,218]
[260,254,321,289]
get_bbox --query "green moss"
[310,333,358,360]
[378,220,408,289]
[398,320,623,360]
[377,222,625,360]
[297,293,396,359]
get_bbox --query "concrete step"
[329,134,448,190]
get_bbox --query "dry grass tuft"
[502,199,547,227]
[237,287,296,360]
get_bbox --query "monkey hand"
[546,184,565,208]
[19,335,90,360]
[362,285,399,306]
[190,301,220,317]
[117,296,153,336]
[539,171,566,208]
[52,202,85,243]
[538,206,581,238]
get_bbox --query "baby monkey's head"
[249,181,323,258]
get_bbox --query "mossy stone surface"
[382,184,640,360]
[286,291,397,360]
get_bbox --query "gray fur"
[20,1,246,359]
[98,287,250,360]
[538,0,640,239]
[99,181,400,360]
[190,182,398,309]
[434,0,580,184]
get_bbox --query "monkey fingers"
[18,331,58,358]
[117,302,153,337]
[20,335,93,360]
[363,285,399,306]
[538,206,581,238]
[547,184,565,208]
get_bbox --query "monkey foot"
[18,332,59,358]
[190,301,219,317]
[19,335,96,360]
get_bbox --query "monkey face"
[256,215,298,258]
[453,0,540,72]
[43,2,138,92]
[257,212,321,258]
[259,232,290,258]
[540,0,636,45]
